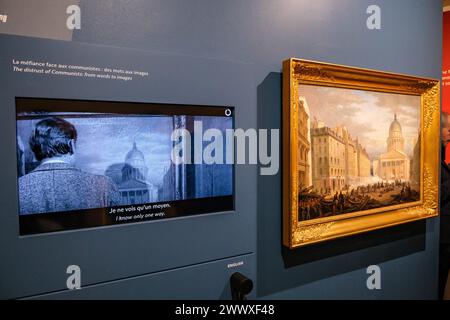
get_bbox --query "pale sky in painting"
[300,84,421,159]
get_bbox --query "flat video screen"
[16,98,234,235]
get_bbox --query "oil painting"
[282,59,440,248]
[297,86,421,221]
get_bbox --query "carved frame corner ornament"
[282,58,440,249]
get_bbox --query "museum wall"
[75,0,443,299]
[0,0,443,299]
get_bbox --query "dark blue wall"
[74,0,442,82]
[0,0,443,299]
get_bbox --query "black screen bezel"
[16,97,236,236]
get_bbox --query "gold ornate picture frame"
[282,58,440,249]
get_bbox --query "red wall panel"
[444,11,450,161]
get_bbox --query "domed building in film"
[123,142,148,182]
[118,141,157,205]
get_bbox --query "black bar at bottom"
[19,195,234,235]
